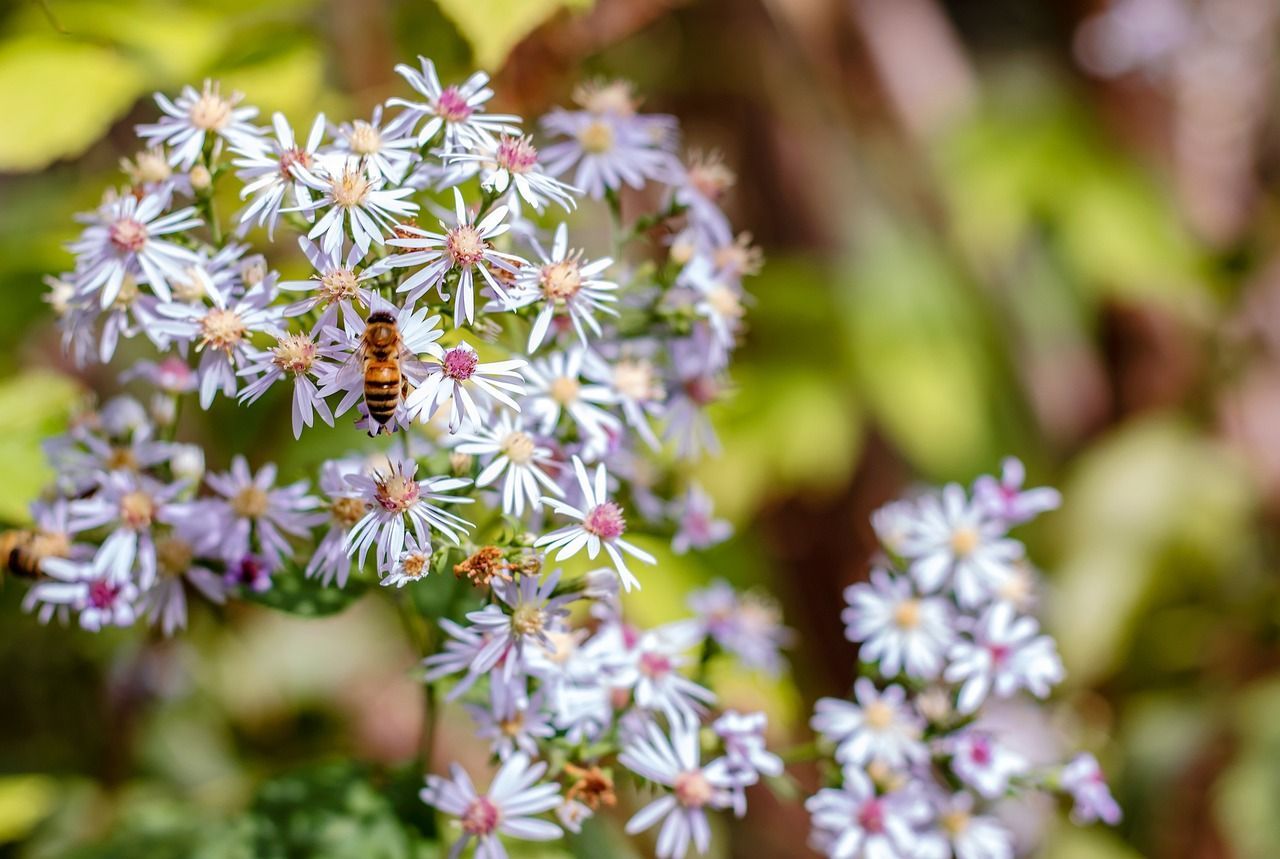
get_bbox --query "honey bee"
[0,529,69,579]
[356,310,410,434]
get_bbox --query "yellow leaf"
[0,35,144,171]
[0,371,83,524]
[0,774,58,843]
[432,0,594,70]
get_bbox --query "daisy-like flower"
[898,484,1024,608]
[305,457,369,587]
[31,539,140,632]
[536,457,655,592]
[137,80,261,170]
[404,341,526,434]
[238,325,338,438]
[842,569,954,681]
[1060,753,1122,825]
[67,472,184,589]
[502,223,617,352]
[811,679,928,770]
[142,529,227,636]
[614,624,716,728]
[522,350,620,454]
[343,457,473,573]
[467,691,557,761]
[153,282,281,408]
[680,255,747,355]
[293,156,418,255]
[973,457,1062,526]
[944,602,1065,714]
[199,456,323,569]
[451,413,563,516]
[945,732,1028,800]
[68,186,201,308]
[420,752,562,857]
[380,532,434,588]
[713,711,784,816]
[686,580,791,675]
[619,721,732,859]
[330,105,417,184]
[669,151,736,245]
[585,353,665,450]
[382,188,524,325]
[917,793,1014,859]
[279,238,376,324]
[806,769,921,859]
[670,485,731,554]
[450,135,578,211]
[465,570,576,680]
[388,57,521,152]
[232,112,326,238]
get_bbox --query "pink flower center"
[496,136,539,174]
[639,650,672,679]
[87,579,119,610]
[968,737,992,766]
[445,225,487,268]
[674,770,714,808]
[857,798,886,834]
[442,347,479,381]
[460,796,500,835]
[109,218,148,253]
[684,376,719,406]
[375,470,421,513]
[437,86,474,122]
[583,501,625,539]
[279,147,311,178]
[988,643,1011,666]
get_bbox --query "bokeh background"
[3,0,1280,857]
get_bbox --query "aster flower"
[68,186,201,308]
[66,472,184,589]
[898,484,1024,608]
[137,80,261,170]
[945,732,1028,800]
[292,156,418,255]
[843,569,954,681]
[450,413,563,516]
[686,580,791,675]
[944,602,1065,714]
[232,112,326,238]
[917,793,1014,859]
[30,539,140,632]
[449,135,578,211]
[199,456,323,569]
[973,457,1062,526]
[305,457,369,587]
[1060,753,1122,825]
[670,485,731,554]
[388,57,521,152]
[713,711,784,816]
[805,769,921,859]
[586,354,665,450]
[421,752,562,857]
[501,223,617,352]
[382,188,525,325]
[467,690,557,761]
[465,570,577,681]
[380,532,434,588]
[424,617,489,693]
[521,350,620,455]
[536,457,655,592]
[238,324,339,438]
[278,238,376,324]
[330,105,417,184]
[611,622,715,728]
[811,679,928,770]
[343,457,473,573]
[619,721,732,859]
[669,151,736,245]
[404,341,526,434]
[142,530,227,636]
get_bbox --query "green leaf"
[0,35,145,171]
[0,371,84,524]
[0,774,58,843]
[242,566,369,617]
[430,0,594,70]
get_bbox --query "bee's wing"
[330,337,369,392]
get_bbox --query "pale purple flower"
[612,623,715,728]
[945,602,1065,714]
[687,580,791,675]
[68,186,201,307]
[67,472,186,589]
[278,238,376,323]
[305,457,370,587]
[137,80,261,169]
[420,752,562,857]
[671,485,731,554]
[380,532,434,588]
[201,456,323,569]
[521,350,620,456]
[238,324,339,438]
[451,413,563,516]
[541,96,679,200]
[619,721,733,859]
[668,151,736,245]
[142,530,227,636]
[465,570,576,682]
[811,679,927,770]
[344,457,473,573]
[467,690,556,761]
[713,710,783,816]
[843,569,954,680]
[536,457,655,592]
[1060,753,1122,825]
[945,731,1028,800]
[330,105,417,183]
[232,112,326,238]
[973,458,1061,526]
[388,58,521,152]
[404,341,526,434]
[449,135,578,211]
[806,768,921,859]
[31,539,140,632]
[916,793,1014,859]
[292,156,418,255]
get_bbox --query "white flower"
[67,472,184,589]
[501,223,617,352]
[917,793,1014,859]
[466,690,556,761]
[380,533,434,588]
[237,325,339,438]
[805,768,920,859]
[536,457,655,592]
[304,457,368,587]
[811,679,927,770]
[293,156,418,255]
[842,569,954,680]
[465,569,576,682]
[713,710,783,816]
[278,238,376,323]
[388,57,521,152]
[449,135,578,211]
[945,731,1028,800]
[973,457,1061,526]
[232,112,326,238]
[521,349,620,456]
[330,105,417,184]
[944,602,1065,714]
[344,457,473,573]
[420,752,562,857]
[31,539,140,632]
[619,721,733,859]
[671,485,731,554]
[68,186,201,307]
[382,188,525,326]
[612,624,716,728]
[137,80,261,169]
[405,341,526,434]
[451,413,563,516]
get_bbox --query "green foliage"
[432,0,594,70]
[0,371,83,524]
[242,566,369,617]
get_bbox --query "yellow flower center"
[189,83,234,131]
[231,486,269,518]
[549,376,580,406]
[893,599,922,630]
[539,259,582,301]
[499,431,537,465]
[199,307,246,352]
[950,527,980,557]
[577,120,615,154]
[330,169,371,208]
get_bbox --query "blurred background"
[3,0,1280,856]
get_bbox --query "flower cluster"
[805,459,1121,858]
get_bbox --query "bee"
[358,310,410,434]
[0,529,68,580]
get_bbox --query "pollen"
[330,168,371,208]
[539,258,583,301]
[499,431,537,465]
[436,86,475,123]
[442,347,480,381]
[495,135,539,174]
[577,120,615,154]
[109,218,148,253]
[122,148,172,185]
[673,771,714,809]
[374,467,421,513]
[445,224,487,268]
[189,81,236,131]
[318,267,360,304]
[511,604,545,636]
[231,486,270,518]
[347,121,382,155]
[107,446,138,472]
[941,809,971,836]
[155,535,194,577]
[863,700,895,730]
[119,490,156,530]
[331,497,367,527]
[198,307,247,352]
[400,552,429,580]
[272,333,318,375]
[549,375,580,405]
